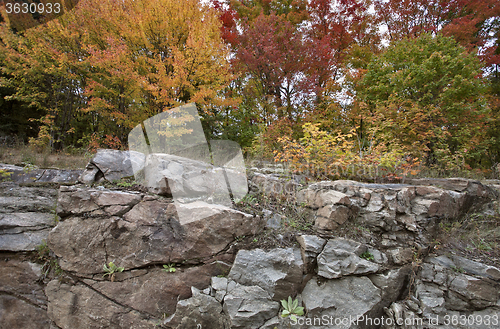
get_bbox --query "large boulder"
[50,186,262,274]
[79,149,142,183]
[143,153,247,204]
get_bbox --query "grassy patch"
[232,191,315,250]
[0,144,90,169]
[436,211,500,267]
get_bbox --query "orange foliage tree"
[0,0,236,151]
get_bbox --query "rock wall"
[1,157,500,329]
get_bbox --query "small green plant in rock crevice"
[451,265,465,273]
[115,178,138,188]
[281,296,304,322]
[162,263,176,273]
[360,251,374,261]
[103,261,124,281]
[22,162,37,173]
[0,169,12,181]
[35,240,63,279]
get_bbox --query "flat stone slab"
[0,163,82,184]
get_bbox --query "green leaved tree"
[358,33,491,171]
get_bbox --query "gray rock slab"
[223,282,280,329]
[302,276,382,329]
[228,247,303,301]
[317,238,380,279]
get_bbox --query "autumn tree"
[374,0,500,62]
[228,0,309,25]
[0,0,236,150]
[359,33,490,169]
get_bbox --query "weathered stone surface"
[0,213,54,251]
[302,276,382,328]
[36,169,83,184]
[368,266,412,319]
[223,282,280,329]
[164,289,229,329]
[395,214,418,232]
[0,182,58,251]
[296,235,326,273]
[0,295,52,329]
[0,182,57,213]
[45,280,155,329]
[250,173,299,199]
[144,153,227,199]
[0,164,82,184]
[406,177,488,193]
[50,193,261,273]
[78,163,100,184]
[85,263,229,318]
[297,235,327,254]
[3,163,500,329]
[448,274,499,309]
[57,186,142,217]
[429,255,500,281]
[0,259,46,306]
[0,258,52,329]
[211,276,229,302]
[228,248,303,301]
[387,248,414,265]
[402,256,500,325]
[317,238,380,279]
[382,299,500,329]
[315,204,356,230]
[299,178,495,237]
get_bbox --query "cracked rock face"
[0,164,82,185]
[45,280,155,329]
[382,255,500,329]
[3,164,500,329]
[78,149,139,183]
[228,247,303,301]
[0,258,51,329]
[302,276,382,328]
[164,288,230,329]
[0,182,58,251]
[294,179,497,241]
[223,282,280,329]
[50,187,263,274]
[317,238,382,279]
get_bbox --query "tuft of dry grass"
[436,209,500,268]
[0,145,90,170]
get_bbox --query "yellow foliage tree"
[274,123,420,181]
